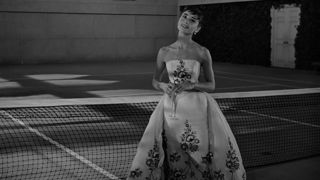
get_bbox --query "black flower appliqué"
[168,168,187,180]
[201,151,214,164]
[213,170,225,180]
[169,152,181,163]
[146,139,161,170]
[226,137,240,173]
[129,168,143,178]
[173,60,192,85]
[180,120,200,153]
[201,170,213,179]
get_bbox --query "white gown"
[127,59,246,180]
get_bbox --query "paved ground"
[0,61,319,180]
[1,61,319,101]
[247,155,320,180]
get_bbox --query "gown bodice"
[166,59,200,85]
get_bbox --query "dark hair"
[180,6,205,27]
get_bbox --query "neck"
[177,32,193,48]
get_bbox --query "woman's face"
[177,10,201,35]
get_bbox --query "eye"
[190,19,196,23]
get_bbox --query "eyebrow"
[182,12,199,20]
[191,16,199,20]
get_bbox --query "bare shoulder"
[193,43,212,63]
[201,46,212,61]
[157,46,170,61]
[159,46,170,54]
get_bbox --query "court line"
[216,84,278,90]
[232,108,320,128]
[0,110,120,180]
[236,124,296,135]
[217,75,300,89]
[215,70,320,85]
[212,88,320,99]
[2,72,154,81]
[96,72,154,76]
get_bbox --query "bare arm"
[194,48,216,92]
[152,47,172,93]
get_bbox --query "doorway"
[271,4,301,68]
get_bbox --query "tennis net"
[0,88,319,179]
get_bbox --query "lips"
[180,24,189,29]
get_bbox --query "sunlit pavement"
[0,61,319,180]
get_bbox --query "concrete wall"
[0,0,178,64]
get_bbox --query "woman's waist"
[164,90,207,101]
[183,89,201,93]
[168,89,202,97]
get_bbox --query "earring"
[194,31,198,35]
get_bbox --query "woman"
[127,7,246,180]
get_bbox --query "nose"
[180,17,188,25]
[184,19,190,25]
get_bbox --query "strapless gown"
[127,60,246,180]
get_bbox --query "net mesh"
[1,89,320,180]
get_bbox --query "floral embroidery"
[201,170,213,179]
[172,60,192,85]
[129,168,143,178]
[180,120,200,153]
[134,140,162,180]
[226,137,240,173]
[168,168,187,180]
[169,152,181,163]
[201,152,214,164]
[213,170,225,180]
[146,139,161,170]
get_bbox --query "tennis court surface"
[1,88,319,180]
[1,61,320,100]
[0,62,319,180]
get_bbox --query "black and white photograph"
[0,0,319,179]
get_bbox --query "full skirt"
[127,92,246,180]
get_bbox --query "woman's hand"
[175,81,195,94]
[159,81,195,96]
[159,82,177,97]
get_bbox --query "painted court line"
[0,110,120,180]
[216,70,320,85]
[236,124,296,135]
[232,108,320,129]
[0,72,154,81]
[216,84,276,90]
[217,75,300,88]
